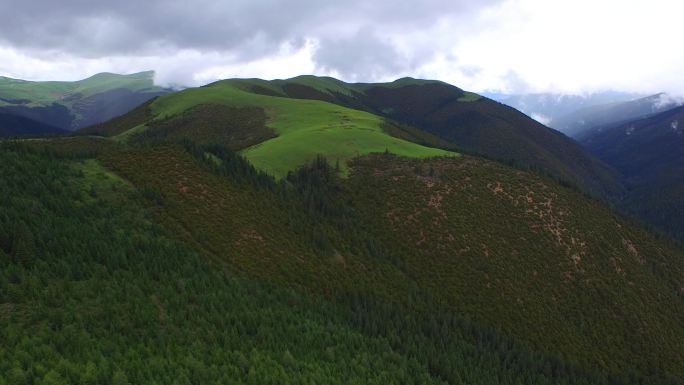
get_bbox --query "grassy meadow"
[150,80,457,177]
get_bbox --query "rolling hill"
[580,105,684,241]
[0,71,169,134]
[82,78,457,177]
[85,75,623,198]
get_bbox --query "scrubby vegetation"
[5,142,671,385]
[7,134,681,384]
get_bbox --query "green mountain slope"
[0,71,169,133]
[236,76,623,198]
[83,75,620,198]
[82,79,457,177]
[18,133,683,384]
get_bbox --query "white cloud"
[1,0,682,96]
[653,93,684,110]
[419,0,684,95]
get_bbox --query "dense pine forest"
[1,140,682,385]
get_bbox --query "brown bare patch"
[488,181,504,194]
[610,257,626,277]
[622,238,641,261]
[235,229,265,246]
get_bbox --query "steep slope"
[580,105,684,241]
[0,71,169,132]
[22,135,684,384]
[5,141,663,385]
[239,76,623,198]
[0,145,445,384]
[0,112,65,137]
[555,93,683,138]
[344,154,684,379]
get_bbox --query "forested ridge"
[1,139,682,384]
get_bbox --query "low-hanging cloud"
[653,93,684,110]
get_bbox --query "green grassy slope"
[81,75,621,197]
[239,76,623,199]
[89,80,456,177]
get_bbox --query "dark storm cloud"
[0,0,502,76]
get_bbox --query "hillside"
[554,93,683,138]
[6,133,682,384]
[243,76,623,198]
[0,71,169,133]
[0,112,65,137]
[87,75,622,198]
[580,105,684,241]
[81,78,456,177]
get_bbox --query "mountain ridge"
[556,93,684,138]
[85,75,623,198]
[0,71,169,133]
[239,75,622,198]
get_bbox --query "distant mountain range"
[580,105,684,241]
[0,71,169,136]
[490,91,644,128]
[556,93,684,137]
[494,91,684,138]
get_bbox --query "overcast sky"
[1,0,682,94]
